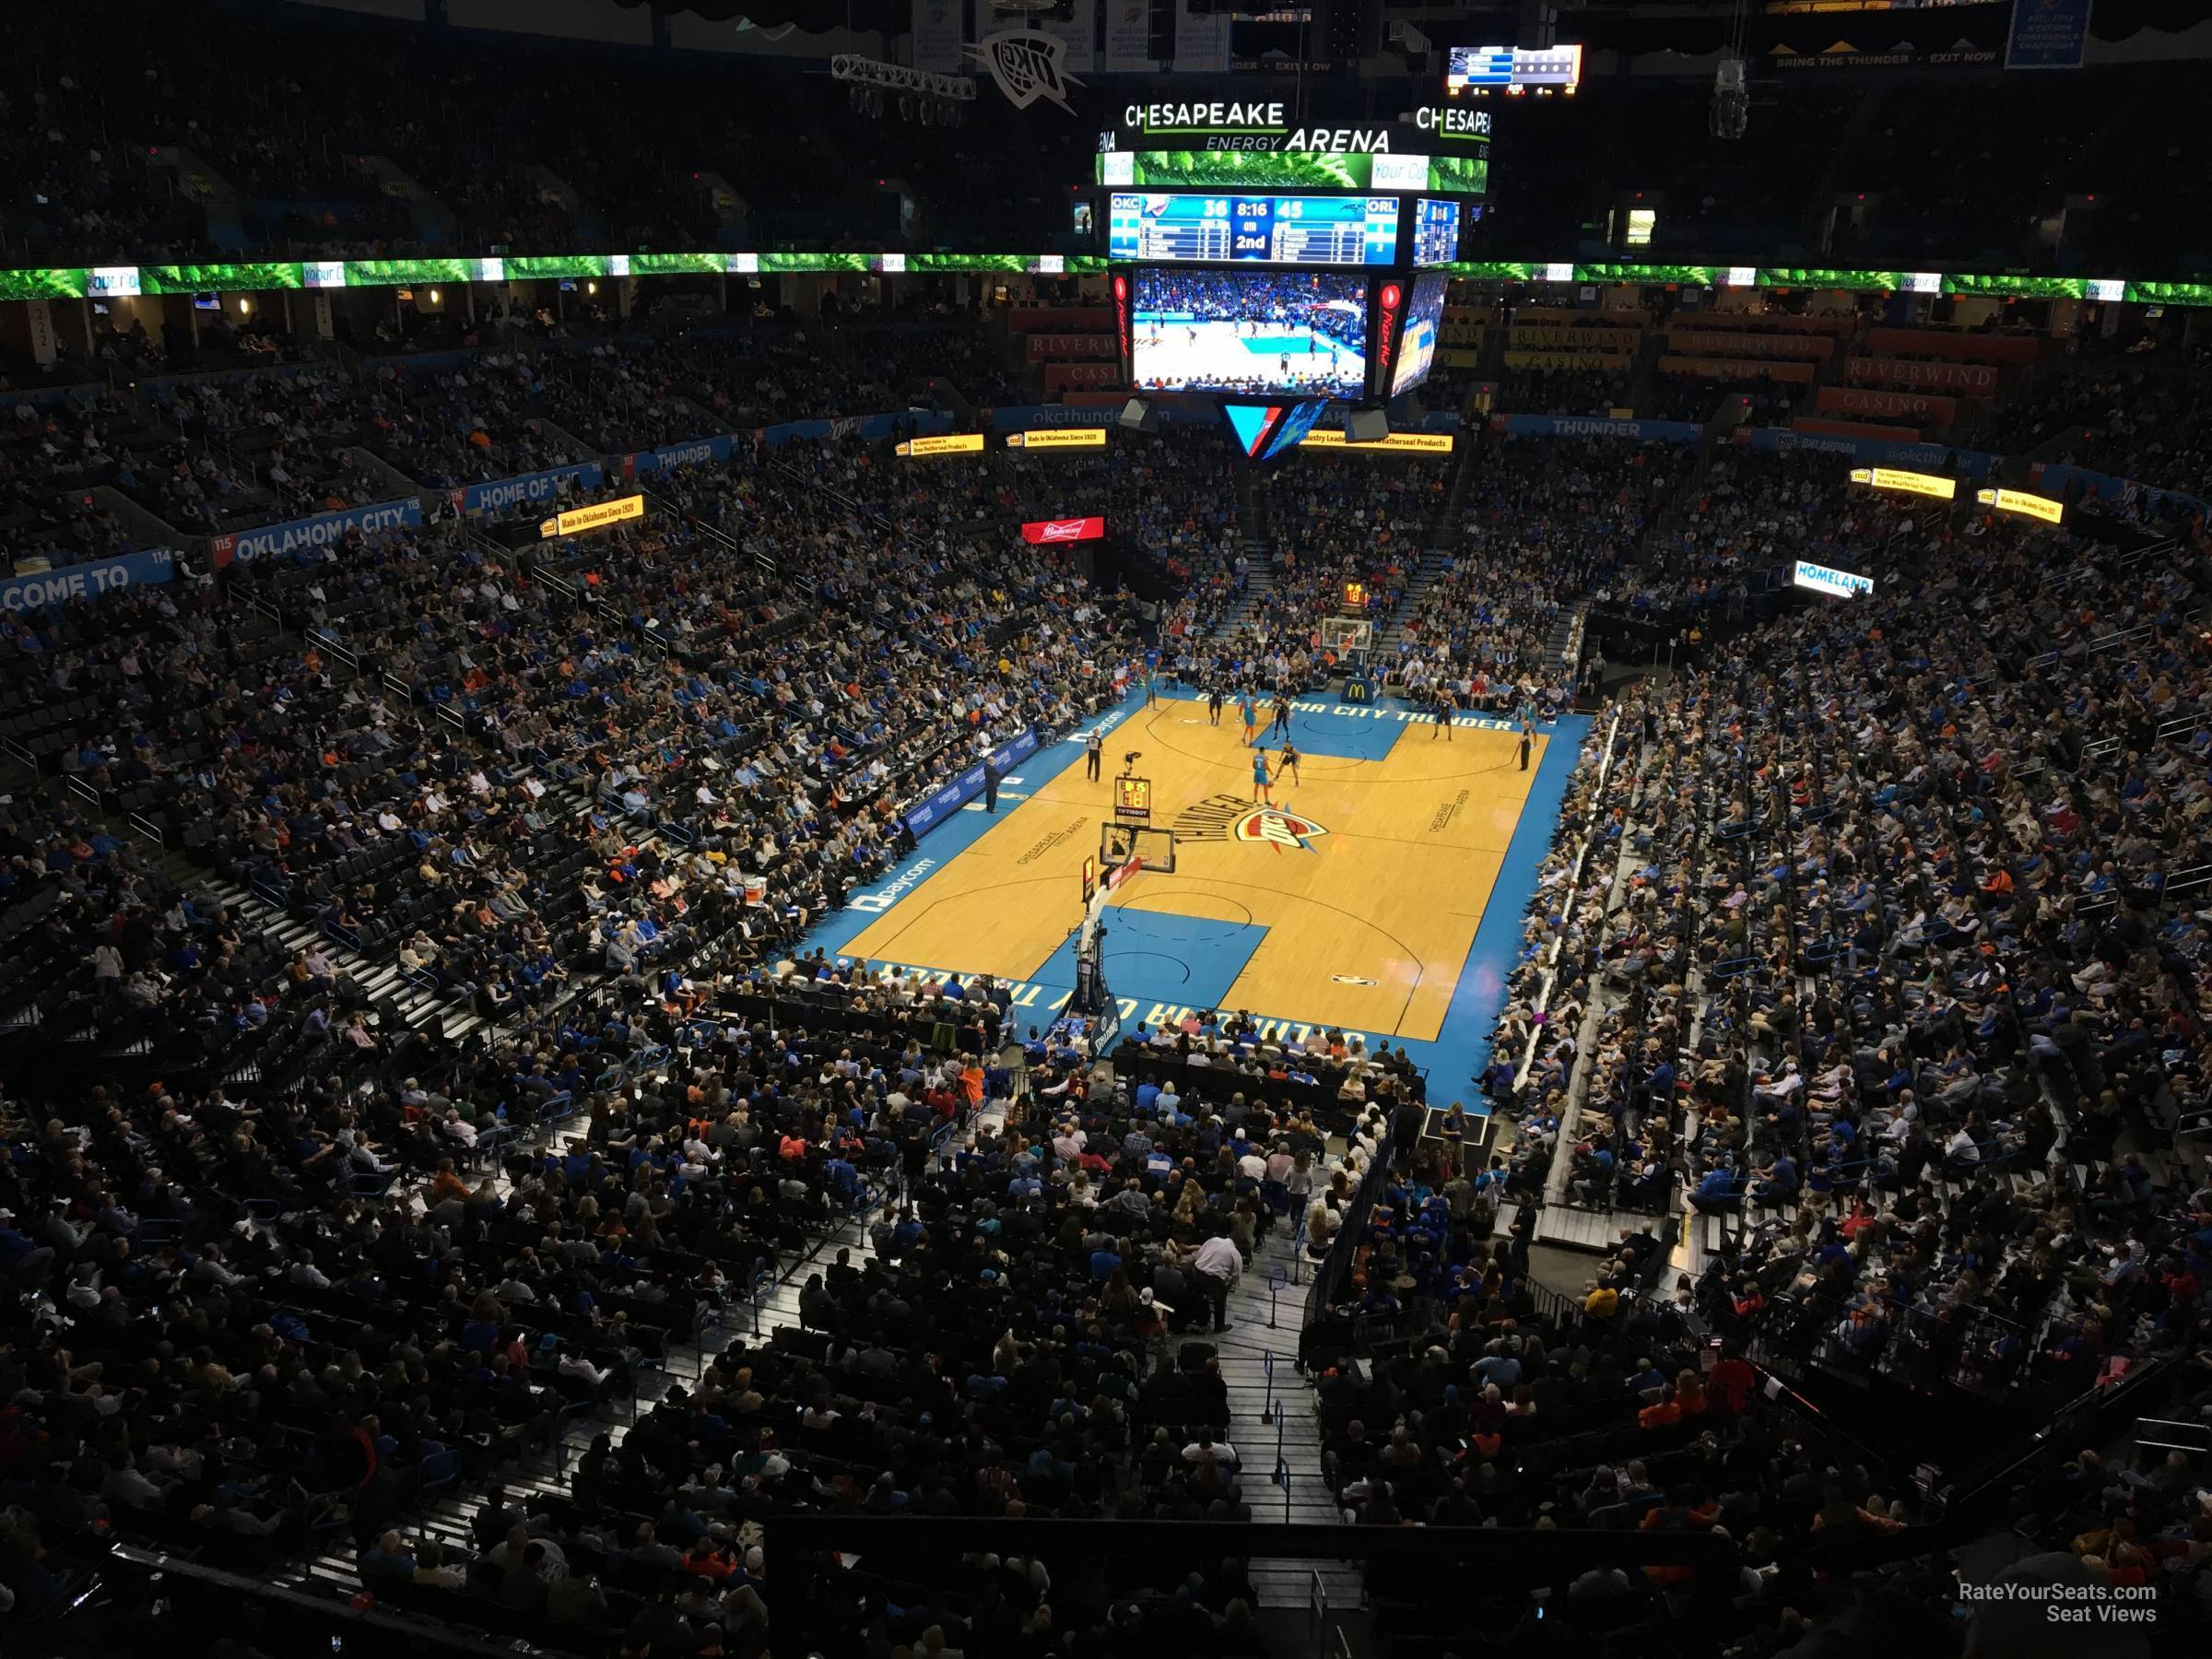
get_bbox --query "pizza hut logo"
[971,29,1083,114]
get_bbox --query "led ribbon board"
[1299,429,1454,454]
[1007,428,1107,449]
[1976,487,2065,524]
[1793,559,1875,598]
[1849,465,1957,500]
[539,494,644,538]
[897,433,986,457]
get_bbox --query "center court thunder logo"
[1174,793,1330,854]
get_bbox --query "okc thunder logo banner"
[1176,794,1329,854]
[973,29,1083,113]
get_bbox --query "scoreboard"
[1109,193,1402,267]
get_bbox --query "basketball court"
[1131,319,1366,396]
[796,685,1590,1105]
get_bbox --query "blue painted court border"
[788,683,1588,1113]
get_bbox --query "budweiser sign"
[1021,517,1106,544]
[1844,357,1998,395]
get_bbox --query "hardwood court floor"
[840,693,1547,1044]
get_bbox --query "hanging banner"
[1041,0,1095,76]
[1171,0,1229,72]
[1844,357,2000,395]
[1816,385,1958,426]
[462,462,606,518]
[2006,0,2090,68]
[1100,0,1153,70]
[1025,333,1119,362]
[973,28,1083,113]
[912,0,966,73]
[1,549,174,611]
[214,497,423,567]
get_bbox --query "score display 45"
[1108,193,1402,267]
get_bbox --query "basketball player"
[1251,746,1273,805]
[1207,686,1225,726]
[1270,692,1291,741]
[1431,685,1455,741]
[1239,690,1258,747]
[1277,738,1301,788]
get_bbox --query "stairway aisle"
[1217,1210,1364,1613]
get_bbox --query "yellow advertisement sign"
[1975,487,2064,524]
[896,432,986,458]
[1848,466,1956,500]
[1007,428,1107,450]
[539,494,645,539]
[1299,429,1455,455]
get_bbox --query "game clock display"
[1109,193,1402,267]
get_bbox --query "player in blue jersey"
[1239,691,1258,747]
[1252,746,1273,805]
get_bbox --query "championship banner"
[1507,324,1644,352]
[1171,0,1230,72]
[1009,429,1107,450]
[1504,349,1634,372]
[215,497,422,566]
[463,462,605,518]
[912,0,966,73]
[1041,0,1096,75]
[628,434,737,476]
[2,549,174,611]
[1817,384,1958,426]
[1100,0,1153,70]
[1658,355,1816,383]
[541,494,645,539]
[897,432,987,458]
[1020,515,1108,541]
[2006,0,2090,68]
[1844,357,1999,395]
[1025,333,1118,362]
